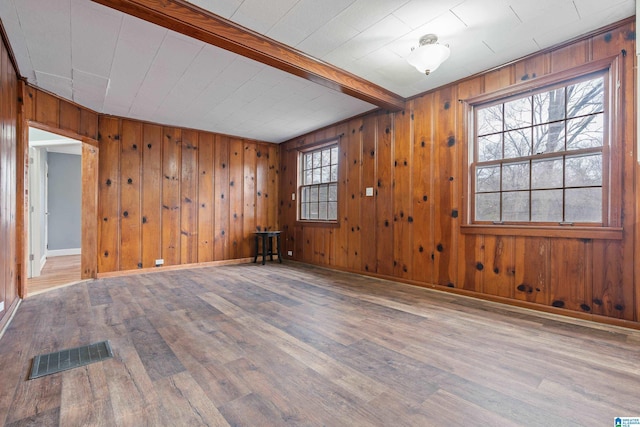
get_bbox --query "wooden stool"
[253,231,282,265]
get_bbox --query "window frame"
[461,57,623,240]
[296,138,340,225]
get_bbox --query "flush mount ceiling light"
[407,34,450,75]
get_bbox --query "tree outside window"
[473,73,606,224]
[299,143,339,221]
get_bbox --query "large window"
[472,72,607,225]
[299,143,339,221]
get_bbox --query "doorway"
[27,127,82,294]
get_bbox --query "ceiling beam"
[91,0,406,111]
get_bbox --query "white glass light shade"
[407,36,450,75]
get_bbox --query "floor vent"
[29,340,113,379]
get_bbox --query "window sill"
[460,224,623,240]
[296,220,340,228]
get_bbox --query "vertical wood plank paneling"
[243,141,257,257]
[592,241,630,320]
[433,89,457,287]
[514,237,550,305]
[58,102,80,135]
[482,236,515,298]
[141,124,162,268]
[345,119,362,271]
[8,60,17,302]
[81,143,98,279]
[361,115,377,273]
[79,109,98,140]
[180,129,198,264]
[162,127,181,266]
[278,145,296,257]
[393,108,413,279]
[228,138,244,259]
[333,123,349,268]
[214,135,230,260]
[267,144,278,230]
[255,144,268,231]
[0,47,8,308]
[197,132,214,263]
[119,120,142,270]
[550,239,588,312]
[35,91,59,128]
[97,117,120,272]
[550,40,589,73]
[411,94,434,283]
[375,112,394,276]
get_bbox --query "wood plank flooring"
[27,255,82,295]
[2,262,640,426]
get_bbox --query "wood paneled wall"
[0,30,19,328]
[279,20,638,327]
[97,117,279,273]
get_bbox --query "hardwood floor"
[2,262,640,426]
[27,255,82,295]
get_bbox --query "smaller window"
[299,143,339,221]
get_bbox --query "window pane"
[304,170,312,185]
[304,154,312,169]
[328,202,337,220]
[533,122,565,154]
[478,134,502,161]
[328,183,337,202]
[533,87,565,124]
[321,166,331,183]
[330,165,338,181]
[319,184,328,202]
[312,151,322,167]
[502,162,529,191]
[504,129,531,158]
[322,149,331,166]
[331,146,339,164]
[502,192,529,222]
[567,77,604,118]
[565,154,602,187]
[504,97,532,130]
[302,186,310,202]
[476,193,500,221]
[477,104,502,136]
[531,190,563,222]
[310,186,318,201]
[318,202,328,220]
[476,166,500,192]
[566,114,603,150]
[309,202,319,219]
[532,158,563,189]
[301,202,309,219]
[312,168,321,184]
[565,188,601,222]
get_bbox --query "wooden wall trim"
[90,0,405,111]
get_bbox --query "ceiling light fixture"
[407,34,450,75]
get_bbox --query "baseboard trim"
[47,248,81,257]
[96,257,255,278]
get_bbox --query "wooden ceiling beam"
[91,0,406,111]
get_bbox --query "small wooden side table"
[253,231,282,265]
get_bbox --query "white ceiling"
[1,0,635,143]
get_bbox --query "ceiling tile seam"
[509,6,524,24]
[280,0,360,51]
[316,0,415,66]
[100,12,125,113]
[127,28,170,117]
[9,0,34,81]
[179,56,244,123]
[572,1,582,20]
[448,8,468,28]
[146,43,208,119]
[262,0,303,36]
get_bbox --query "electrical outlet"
[287,251,293,256]
[155,259,164,266]
[365,187,374,197]
[291,193,296,201]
